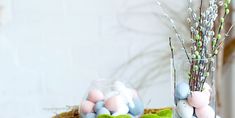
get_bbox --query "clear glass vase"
[80,79,144,118]
[172,57,217,118]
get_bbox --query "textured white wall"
[1,0,233,118]
[0,0,181,117]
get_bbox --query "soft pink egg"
[104,95,125,112]
[202,89,211,99]
[202,83,212,98]
[87,89,104,103]
[195,105,215,118]
[81,100,95,114]
[187,91,210,108]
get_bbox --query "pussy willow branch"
[155,0,191,63]
[211,24,234,57]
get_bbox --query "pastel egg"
[129,97,144,116]
[81,100,95,114]
[175,82,190,100]
[97,107,111,116]
[87,89,104,103]
[104,91,119,100]
[195,105,215,118]
[176,100,194,118]
[203,83,212,92]
[94,101,104,112]
[173,109,181,118]
[202,89,211,99]
[119,89,135,108]
[112,104,129,116]
[187,91,210,108]
[202,83,211,98]
[105,95,125,112]
[84,113,96,118]
[113,81,126,91]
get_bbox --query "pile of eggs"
[80,81,144,118]
[175,82,215,118]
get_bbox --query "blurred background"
[0,0,234,117]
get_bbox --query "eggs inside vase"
[174,82,215,118]
[80,80,144,118]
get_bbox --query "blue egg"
[97,107,110,116]
[94,101,104,112]
[85,113,96,118]
[175,82,190,100]
[128,98,144,116]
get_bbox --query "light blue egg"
[175,82,190,100]
[128,98,144,116]
[97,107,110,116]
[94,101,104,112]
[85,113,96,118]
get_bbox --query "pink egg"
[87,89,104,103]
[202,89,211,99]
[81,100,95,114]
[187,91,209,108]
[195,105,215,118]
[104,95,124,112]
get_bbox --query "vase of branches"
[160,0,233,117]
[172,55,217,118]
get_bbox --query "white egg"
[173,110,181,118]
[203,83,212,92]
[113,81,126,91]
[119,89,135,108]
[176,100,194,118]
[112,81,135,108]
[104,91,119,100]
[112,104,129,116]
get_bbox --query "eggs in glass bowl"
[80,80,144,118]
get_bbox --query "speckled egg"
[94,101,104,112]
[175,82,190,100]
[176,100,194,118]
[104,95,125,112]
[129,97,144,116]
[87,89,104,103]
[112,104,129,116]
[187,91,210,108]
[81,100,95,114]
[84,113,96,118]
[173,109,181,118]
[195,105,215,118]
[97,107,111,116]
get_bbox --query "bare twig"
[169,37,177,95]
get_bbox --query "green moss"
[97,114,131,118]
[97,114,114,118]
[141,109,172,118]
[97,109,173,118]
